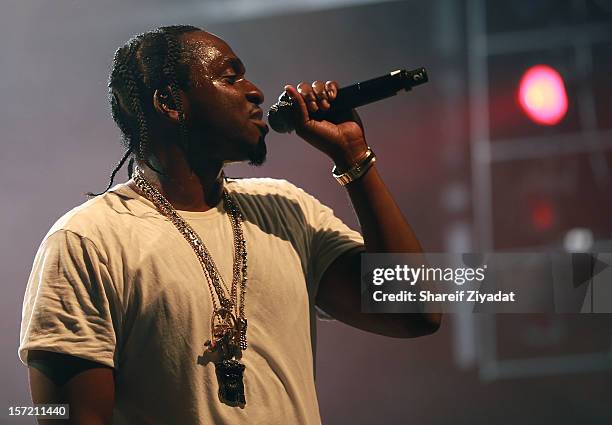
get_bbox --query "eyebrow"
[219,57,246,74]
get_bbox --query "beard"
[246,135,267,166]
[182,132,267,170]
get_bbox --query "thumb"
[284,84,314,131]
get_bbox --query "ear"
[152,86,189,123]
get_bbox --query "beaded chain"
[133,167,248,350]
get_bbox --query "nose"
[245,80,264,106]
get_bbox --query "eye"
[223,75,238,84]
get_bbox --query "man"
[19,25,440,424]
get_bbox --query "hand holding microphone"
[282,81,369,169]
[268,67,429,133]
[274,67,429,168]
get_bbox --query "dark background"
[2,0,611,423]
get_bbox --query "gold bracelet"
[331,147,376,186]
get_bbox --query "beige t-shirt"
[19,178,364,425]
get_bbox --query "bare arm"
[284,81,442,337]
[316,165,441,337]
[28,350,115,425]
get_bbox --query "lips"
[249,108,269,134]
[250,108,264,120]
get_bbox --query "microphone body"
[267,67,428,133]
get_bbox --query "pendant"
[215,359,246,405]
[204,308,241,358]
[204,309,247,405]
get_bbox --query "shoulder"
[46,196,109,239]
[225,177,332,229]
[226,177,306,196]
[226,177,320,206]
[42,183,150,249]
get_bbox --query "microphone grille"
[267,98,295,133]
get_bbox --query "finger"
[283,84,310,128]
[297,81,318,112]
[325,80,338,101]
[312,81,331,111]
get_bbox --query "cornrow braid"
[88,25,201,197]
[162,32,190,152]
[127,157,135,178]
[121,40,149,161]
[86,147,132,196]
[88,42,145,197]
[119,35,166,176]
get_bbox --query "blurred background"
[1,0,611,423]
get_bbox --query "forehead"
[181,31,242,73]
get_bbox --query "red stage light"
[518,65,568,125]
[531,199,556,231]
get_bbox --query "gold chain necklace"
[133,166,248,406]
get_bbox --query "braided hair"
[88,25,201,196]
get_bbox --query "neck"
[132,150,225,213]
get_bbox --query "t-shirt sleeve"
[290,184,365,293]
[19,230,118,368]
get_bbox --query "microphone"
[267,67,428,133]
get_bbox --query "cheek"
[191,92,245,130]
[188,106,251,148]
